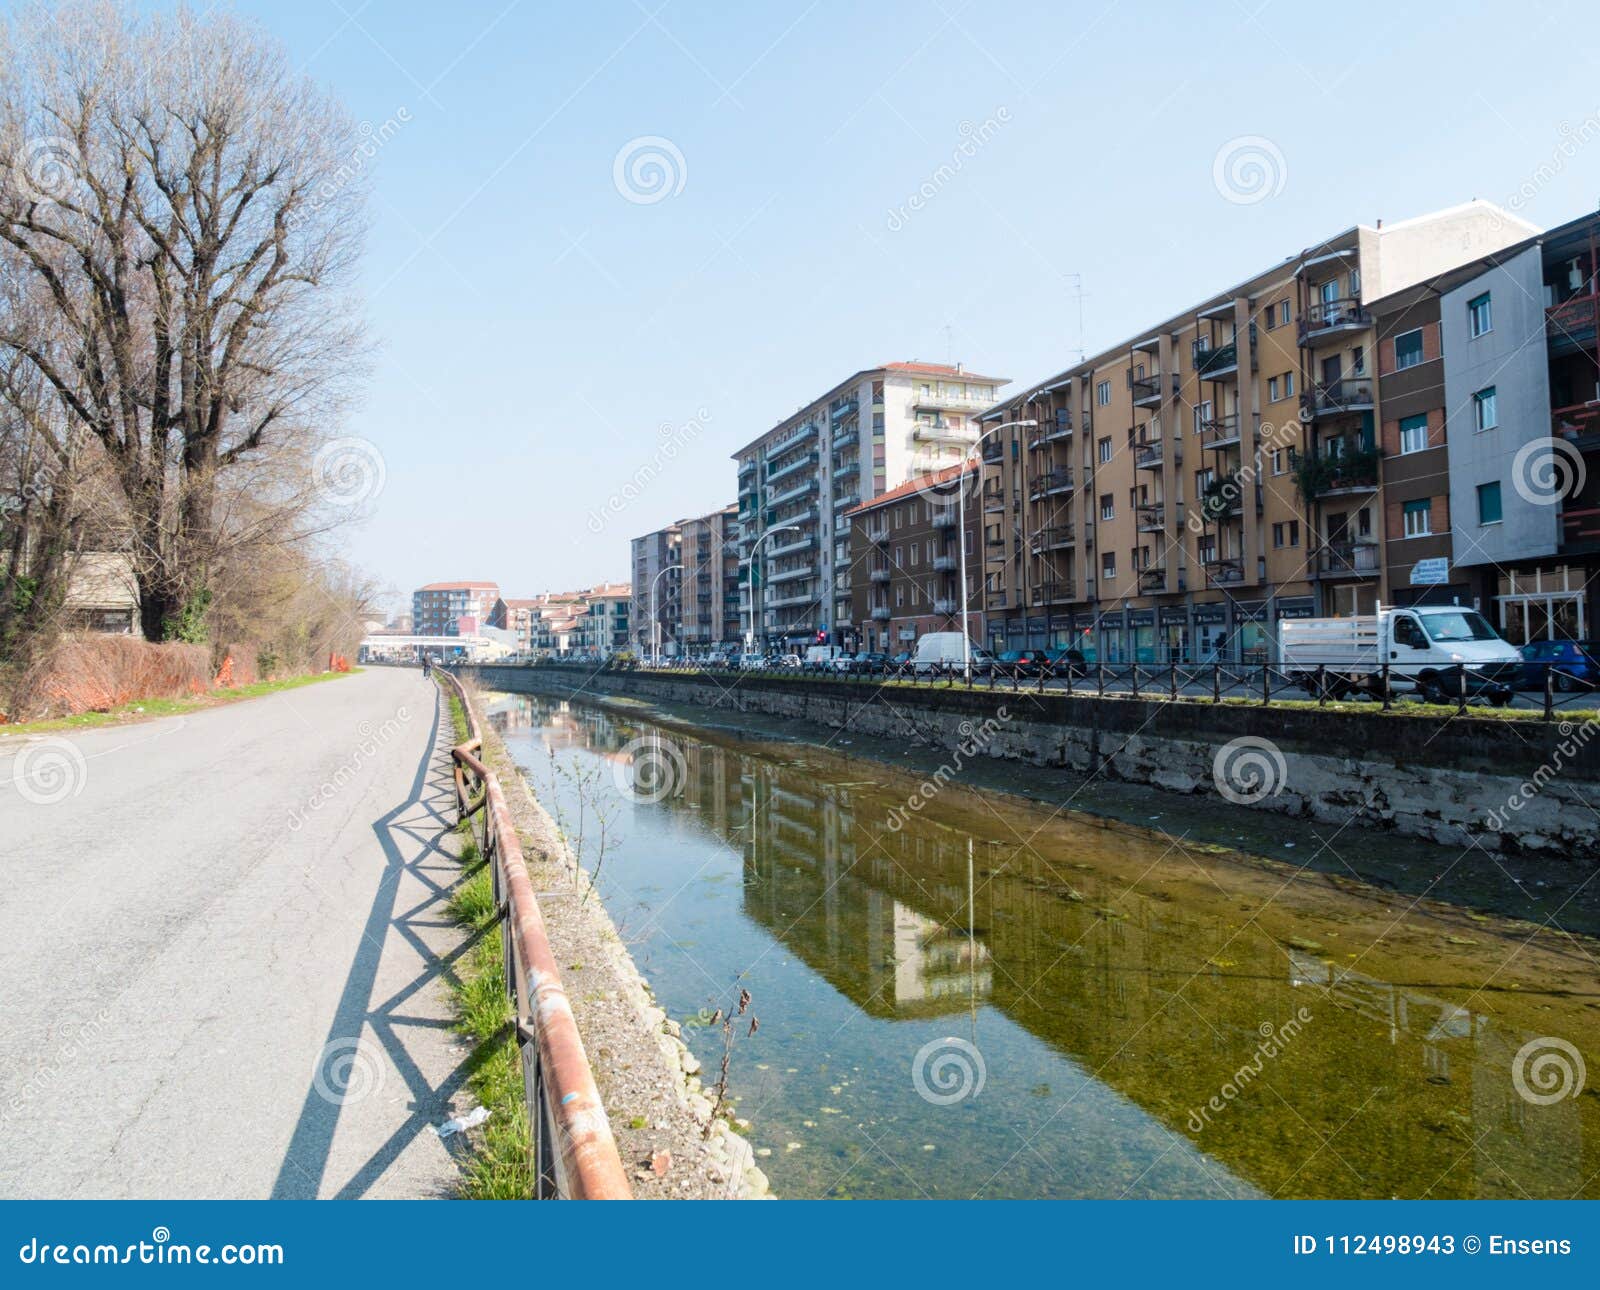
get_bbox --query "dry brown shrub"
[12,635,212,718]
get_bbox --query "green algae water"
[487,691,1600,1200]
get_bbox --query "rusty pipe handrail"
[434,667,632,1200]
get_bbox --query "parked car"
[995,649,1051,677]
[1046,645,1088,678]
[775,653,802,670]
[912,632,994,676]
[850,650,889,675]
[1517,640,1600,692]
[890,651,913,675]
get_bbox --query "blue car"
[1517,640,1600,692]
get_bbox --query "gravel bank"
[462,679,770,1200]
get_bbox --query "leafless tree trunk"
[0,0,370,642]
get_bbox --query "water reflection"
[489,693,1599,1200]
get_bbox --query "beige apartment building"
[678,504,743,651]
[733,361,1007,650]
[977,200,1536,664]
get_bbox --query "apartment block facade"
[847,463,982,652]
[581,583,632,657]
[733,362,1007,650]
[1369,210,1600,643]
[977,201,1535,664]
[679,504,743,650]
[630,522,683,656]
[412,580,500,636]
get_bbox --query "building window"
[1394,328,1424,370]
[1096,380,1111,406]
[1403,499,1432,538]
[1477,481,1503,525]
[1271,521,1300,548]
[1473,386,1498,432]
[1271,449,1286,475]
[1268,376,1279,401]
[1100,493,1115,521]
[1098,436,1112,463]
[1468,292,1492,338]
[1398,413,1429,455]
[1351,345,1365,375]
[1284,372,1295,397]
[1277,300,1290,328]
[1101,552,1116,580]
[1264,303,1277,330]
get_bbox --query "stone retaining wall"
[464,664,1600,857]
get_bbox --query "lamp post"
[957,419,1038,681]
[649,562,682,666]
[739,523,802,654]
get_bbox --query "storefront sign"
[1275,596,1316,620]
[1192,603,1226,626]
[1159,606,1188,625]
[1411,557,1450,586]
[1234,600,1267,622]
[1127,609,1155,627]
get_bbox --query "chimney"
[956,361,964,374]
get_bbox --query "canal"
[485,690,1599,1200]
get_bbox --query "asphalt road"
[0,667,471,1199]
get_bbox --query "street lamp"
[957,418,1038,681]
[649,562,682,666]
[739,523,802,653]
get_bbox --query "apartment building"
[581,583,632,657]
[630,522,683,656]
[488,596,543,652]
[977,200,1535,664]
[412,580,500,636]
[847,462,982,653]
[1368,209,1600,643]
[679,504,743,651]
[733,361,1007,650]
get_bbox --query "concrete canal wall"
[463,664,1600,858]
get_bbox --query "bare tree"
[0,0,370,642]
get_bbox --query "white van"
[802,644,847,672]
[912,632,994,676]
[1278,605,1518,704]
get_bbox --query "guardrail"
[486,657,1600,721]
[435,667,632,1201]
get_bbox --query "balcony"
[1302,377,1376,421]
[913,389,991,413]
[1294,446,1380,499]
[1199,412,1242,450]
[1029,467,1074,500]
[985,591,1009,611]
[1130,373,1167,407]
[831,423,860,452]
[1192,340,1238,379]
[982,486,1007,515]
[766,451,818,487]
[1562,504,1600,550]
[1548,294,1598,350]
[768,504,819,528]
[980,440,1004,465]
[1030,525,1075,553]
[933,597,959,615]
[930,506,958,529]
[738,459,757,480]
[1135,503,1165,532]
[1299,297,1372,345]
[933,553,958,572]
[870,605,892,621]
[767,587,817,609]
[830,397,859,421]
[869,566,891,583]
[1312,540,1381,579]
[1554,401,1600,451]
[768,533,815,558]
[1035,580,1075,605]
[1198,475,1245,522]
[1028,418,1073,450]
[768,477,820,510]
[833,456,861,478]
[912,418,977,444]
[1205,558,1245,587]
[1138,566,1168,593]
[832,489,860,510]
[1134,434,1166,470]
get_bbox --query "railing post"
[1545,668,1556,722]
[1169,663,1178,702]
[1261,662,1270,707]
[1381,663,1392,712]
[1131,663,1140,700]
[1316,664,1327,707]
[1212,662,1221,704]
[1097,661,1105,698]
[1457,665,1468,717]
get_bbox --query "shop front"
[1128,608,1157,664]
[1492,566,1592,645]
[1159,605,1188,663]
[1234,601,1269,665]
[1192,602,1228,662]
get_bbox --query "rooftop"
[846,460,977,516]
[417,580,499,592]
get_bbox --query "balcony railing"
[1302,377,1376,420]
[1030,525,1075,553]
[1036,580,1076,605]
[1135,503,1165,532]
[1028,418,1073,450]
[1138,566,1168,592]
[867,522,889,544]
[870,605,892,621]
[1553,401,1600,446]
[1193,341,1238,378]
[933,597,959,615]
[766,451,818,486]
[1562,505,1600,548]
[1199,412,1242,449]
[1205,558,1245,586]
[1134,435,1165,469]
[932,553,958,572]
[1129,373,1166,406]
[930,506,958,528]
[869,566,891,583]
[912,419,978,444]
[1547,294,1598,345]
[1029,467,1074,500]
[830,397,859,421]
[1299,297,1372,344]
[1314,540,1380,577]
[1294,446,1380,498]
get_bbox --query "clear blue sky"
[228,0,1600,612]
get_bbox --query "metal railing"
[435,668,632,1201]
